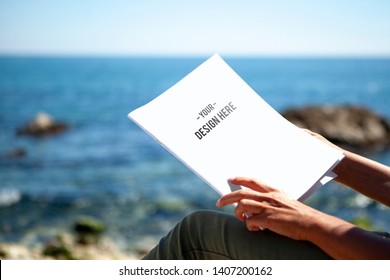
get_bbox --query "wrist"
[304,211,354,245]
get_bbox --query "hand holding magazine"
[128,54,344,201]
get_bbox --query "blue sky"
[0,0,389,56]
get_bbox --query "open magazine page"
[129,54,344,201]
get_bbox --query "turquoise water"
[0,56,389,251]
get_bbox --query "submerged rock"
[17,112,69,137]
[3,148,27,159]
[7,148,27,158]
[74,216,106,245]
[282,105,390,150]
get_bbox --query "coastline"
[0,234,151,260]
[0,216,156,260]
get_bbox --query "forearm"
[334,150,390,206]
[305,211,390,259]
[220,176,390,259]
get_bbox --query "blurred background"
[0,0,389,259]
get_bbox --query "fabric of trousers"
[142,210,333,260]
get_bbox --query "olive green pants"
[142,210,332,260]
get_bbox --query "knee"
[182,209,225,222]
[181,210,216,228]
[180,210,231,236]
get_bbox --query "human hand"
[216,177,323,241]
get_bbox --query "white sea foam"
[0,188,22,207]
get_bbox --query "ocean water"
[0,56,390,252]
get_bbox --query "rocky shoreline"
[0,216,153,260]
[0,237,141,260]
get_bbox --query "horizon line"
[1,52,390,59]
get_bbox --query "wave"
[0,188,22,207]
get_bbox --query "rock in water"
[74,216,106,245]
[17,112,69,137]
[4,148,27,159]
[282,105,390,150]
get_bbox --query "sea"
[1,56,390,253]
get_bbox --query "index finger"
[216,188,260,208]
[228,177,277,193]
